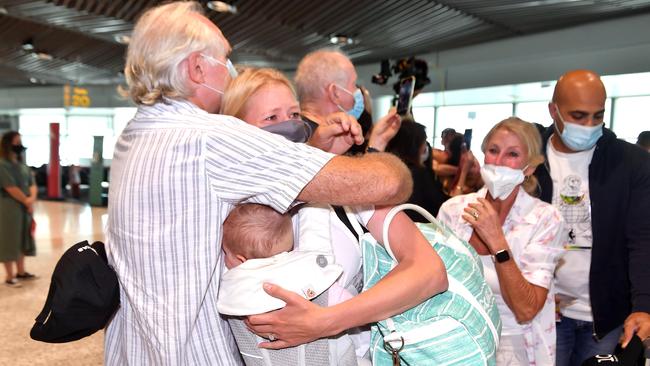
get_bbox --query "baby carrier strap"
[228,291,358,366]
[332,205,368,241]
[228,292,332,366]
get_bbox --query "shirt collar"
[475,187,538,226]
[136,98,209,118]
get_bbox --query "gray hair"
[294,48,353,104]
[125,1,228,105]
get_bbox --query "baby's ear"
[235,254,247,264]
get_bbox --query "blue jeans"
[556,315,622,366]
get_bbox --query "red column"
[47,122,61,199]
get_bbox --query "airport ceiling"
[0,0,650,88]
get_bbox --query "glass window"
[18,109,66,167]
[515,102,551,126]
[516,98,614,131]
[435,103,513,163]
[412,106,435,145]
[62,114,113,165]
[113,107,137,136]
[612,96,650,144]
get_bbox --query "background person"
[637,130,650,152]
[0,131,37,288]
[438,117,565,365]
[432,127,457,163]
[106,3,414,365]
[294,48,402,155]
[535,70,650,366]
[438,133,483,196]
[384,118,449,219]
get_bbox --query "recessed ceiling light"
[32,52,53,61]
[206,1,237,14]
[330,35,355,46]
[29,77,38,84]
[0,7,8,15]
[114,34,131,44]
[22,39,34,51]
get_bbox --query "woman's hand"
[246,283,335,349]
[367,108,401,151]
[462,197,508,253]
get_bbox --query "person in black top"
[533,70,650,366]
[385,118,449,220]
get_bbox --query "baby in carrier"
[217,203,369,366]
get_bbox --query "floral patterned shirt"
[438,187,564,366]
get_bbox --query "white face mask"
[480,164,526,200]
[419,143,430,165]
[201,53,238,78]
[200,82,224,95]
[199,53,238,95]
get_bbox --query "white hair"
[125,1,228,105]
[294,48,353,104]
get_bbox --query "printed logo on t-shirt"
[554,174,592,250]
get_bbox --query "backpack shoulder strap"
[34,280,56,324]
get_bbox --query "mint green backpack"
[347,204,501,366]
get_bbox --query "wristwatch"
[494,249,511,263]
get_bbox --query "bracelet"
[366,146,380,153]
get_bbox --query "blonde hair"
[481,117,545,195]
[125,1,228,105]
[294,48,352,104]
[220,67,296,119]
[222,204,293,260]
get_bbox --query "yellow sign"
[63,85,91,107]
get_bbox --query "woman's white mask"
[480,164,527,200]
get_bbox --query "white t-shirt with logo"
[547,137,596,321]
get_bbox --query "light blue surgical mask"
[335,85,365,119]
[554,104,603,151]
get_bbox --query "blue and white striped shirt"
[104,99,334,365]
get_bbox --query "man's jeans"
[556,315,622,366]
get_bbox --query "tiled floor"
[0,201,106,365]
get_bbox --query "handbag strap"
[381,204,438,263]
[379,203,500,347]
[382,203,474,259]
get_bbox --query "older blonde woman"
[438,117,565,365]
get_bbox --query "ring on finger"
[471,210,479,220]
[268,333,277,342]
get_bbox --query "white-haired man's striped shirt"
[104,99,334,365]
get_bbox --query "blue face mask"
[336,85,365,119]
[554,104,603,151]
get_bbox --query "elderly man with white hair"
[296,49,402,154]
[105,2,415,365]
